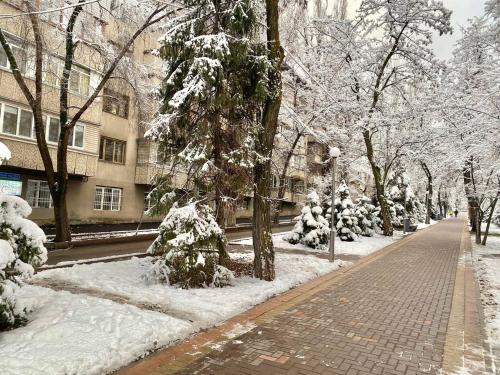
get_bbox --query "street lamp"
[329,147,340,262]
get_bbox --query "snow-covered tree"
[354,196,377,237]
[284,191,329,249]
[331,181,360,242]
[0,142,47,330]
[147,0,262,260]
[386,169,425,227]
[146,200,232,289]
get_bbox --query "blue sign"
[0,172,21,181]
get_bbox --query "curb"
[44,223,294,251]
[115,225,437,375]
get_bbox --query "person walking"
[454,209,458,217]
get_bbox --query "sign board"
[0,179,22,196]
[0,172,21,181]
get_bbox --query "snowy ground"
[230,231,403,257]
[1,253,348,375]
[473,235,500,371]
[481,222,500,235]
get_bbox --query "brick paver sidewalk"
[119,219,486,375]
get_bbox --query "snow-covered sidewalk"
[0,253,348,375]
[473,234,500,369]
[231,231,403,257]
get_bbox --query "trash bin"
[404,218,411,233]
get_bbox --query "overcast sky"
[432,0,488,60]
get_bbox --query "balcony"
[0,136,98,176]
[135,139,186,186]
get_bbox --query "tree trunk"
[52,190,71,242]
[212,114,229,264]
[253,0,283,281]
[475,208,481,244]
[273,132,302,224]
[463,157,479,232]
[482,197,498,246]
[420,162,432,224]
[363,130,393,236]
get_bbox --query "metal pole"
[329,157,337,262]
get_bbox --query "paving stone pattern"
[174,220,463,375]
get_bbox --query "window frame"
[103,88,130,119]
[94,186,122,211]
[26,179,53,208]
[0,101,85,149]
[98,136,126,164]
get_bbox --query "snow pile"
[354,195,377,237]
[0,194,47,330]
[147,200,228,288]
[35,253,348,331]
[0,285,194,375]
[473,236,500,358]
[284,191,329,249]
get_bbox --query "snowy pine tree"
[386,169,424,227]
[146,0,264,259]
[0,142,47,330]
[332,181,361,242]
[354,196,376,237]
[146,200,233,289]
[284,191,329,249]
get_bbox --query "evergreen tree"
[332,181,361,242]
[147,0,265,261]
[354,196,376,237]
[284,191,329,249]
[146,200,232,289]
[385,169,425,227]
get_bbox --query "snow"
[416,219,438,230]
[0,252,350,374]
[34,254,348,330]
[473,235,500,365]
[0,285,193,375]
[0,141,11,163]
[38,253,145,269]
[232,231,402,257]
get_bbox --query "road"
[46,225,294,265]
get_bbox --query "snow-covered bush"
[0,195,47,331]
[284,191,329,249]
[354,196,376,237]
[146,200,231,289]
[0,142,47,330]
[493,210,500,226]
[331,181,360,242]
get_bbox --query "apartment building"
[0,1,319,227]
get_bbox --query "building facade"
[0,1,324,227]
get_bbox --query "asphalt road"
[46,225,294,265]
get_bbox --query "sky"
[432,0,488,60]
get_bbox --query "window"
[0,102,84,146]
[47,117,60,143]
[103,88,129,118]
[2,105,18,135]
[69,124,84,148]
[99,137,126,164]
[0,37,27,74]
[69,65,90,96]
[291,155,305,169]
[94,186,122,211]
[26,180,53,208]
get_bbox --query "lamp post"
[329,147,340,262]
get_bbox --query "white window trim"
[94,186,122,211]
[0,101,85,149]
